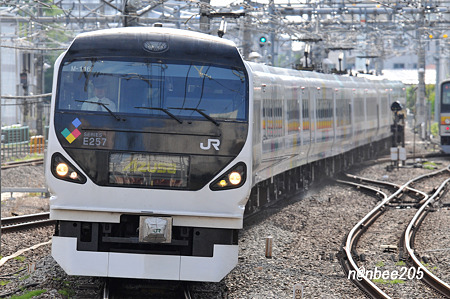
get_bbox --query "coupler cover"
[139,216,172,243]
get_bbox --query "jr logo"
[200,139,220,151]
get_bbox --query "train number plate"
[138,216,172,243]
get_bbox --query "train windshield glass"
[57,59,247,121]
[442,82,450,112]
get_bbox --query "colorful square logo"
[61,118,82,144]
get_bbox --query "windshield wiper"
[168,107,219,126]
[135,107,183,124]
[76,100,124,121]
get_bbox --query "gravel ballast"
[1,142,449,298]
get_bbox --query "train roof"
[247,61,404,88]
[64,27,244,68]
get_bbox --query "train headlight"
[56,163,69,176]
[210,162,246,191]
[51,153,87,184]
[229,172,242,185]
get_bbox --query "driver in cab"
[81,78,117,112]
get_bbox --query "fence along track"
[337,165,449,299]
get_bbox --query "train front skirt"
[52,236,238,282]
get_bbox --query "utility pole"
[241,6,252,60]
[36,5,43,136]
[268,0,275,66]
[416,4,427,140]
[124,0,139,27]
[174,6,181,29]
[434,39,440,124]
[417,42,426,139]
[36,53,44,135]
[200,0,211,33]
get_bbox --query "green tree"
[406,85,417,111]
[406,84,435,118]
[426,84,435,119]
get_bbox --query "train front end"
[46,28,251,282]
[441,80,450,153]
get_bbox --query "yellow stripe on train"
[441,116,450,125]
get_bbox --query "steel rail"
[1,212,54,233]
[358,152,448,168]
[183,282,193,299]
[102,279,193,298]
[336,179,388,202]
[338,166,448,299]
[344,173,428,201]
[403,167,450,298]
[103,280,110,299]
[337,180,391,298]
[1,158,44,170]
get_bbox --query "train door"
[350,86,356,146]
[333,85,337,143]
[285,78,301,151]
[311,84,318,158]
[363,85,368,141]
[332,83,339,155]
[372,85,379,136]
[301,84,312,153]
[376,102,380,135]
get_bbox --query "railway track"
[337,165,450,298]
[102,279,194,299]
[1,158,44,170]
[401,175,450,298]
[1,212,55,233]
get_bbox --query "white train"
[46,27,405,282]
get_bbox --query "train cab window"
[56,59,248,122]
[444,92,450,105]
[442,83,450,104]
[442,82,450,113]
